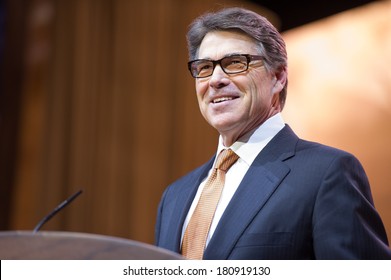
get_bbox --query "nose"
[208,64,230,89]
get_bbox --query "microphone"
[33,189,83,233]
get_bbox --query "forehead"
[198,30,258,59]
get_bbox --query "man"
[155,7,391,259]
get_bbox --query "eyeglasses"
[188,54,264,78]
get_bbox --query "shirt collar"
[216,113,285,166]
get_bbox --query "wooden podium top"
[0,231,183,260]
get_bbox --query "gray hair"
[186,7,288,109]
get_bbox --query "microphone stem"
[33,189,83,233]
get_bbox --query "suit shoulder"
[296,138,358,159]
[272,125,359,164]
[292,138,367,175]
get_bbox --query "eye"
[199,64,212,71]
[196,62,213,74]
[228,58,243,65]
[223,56,247,71]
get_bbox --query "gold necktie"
[182,149,239,259]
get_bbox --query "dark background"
[251,0,375,31]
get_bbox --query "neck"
[219,111,281,147]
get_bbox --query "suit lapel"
[203,125,298,259]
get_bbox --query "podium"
[0,231,183,260]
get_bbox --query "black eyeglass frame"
[187,54,265,78]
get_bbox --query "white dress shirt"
[181,113,286,247]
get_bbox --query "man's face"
[195,31,284,146]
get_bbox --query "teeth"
[213,97,233,103]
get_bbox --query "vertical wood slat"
[0,0,30,229]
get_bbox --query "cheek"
[245,77,262,101]
[195,81,208,101]
[246,77,272,110]
[249,73,272,96]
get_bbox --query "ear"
[272,67,287,95]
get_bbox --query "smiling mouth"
[212,97,237,104]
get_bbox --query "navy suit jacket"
[155,125,391,259]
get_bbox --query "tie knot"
[215,149,239,172]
